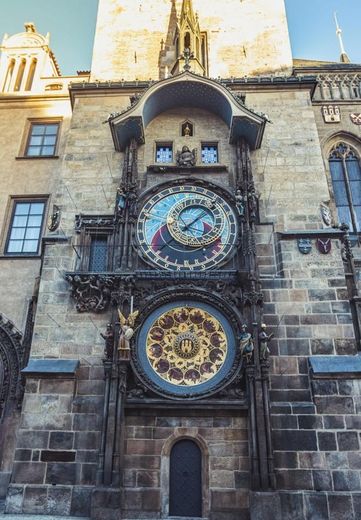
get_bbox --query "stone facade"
[1,2,361,519]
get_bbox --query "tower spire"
[334,12,350,63]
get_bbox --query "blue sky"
[0,0,360,75]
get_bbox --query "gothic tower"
[3,1,361,519]
[91,0,293,80]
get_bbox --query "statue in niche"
[235,189,246,218]
[118,309,139,359]
[239,325,254,364]
[101,323,115,361]
[116,187,127,217]
[259,323,274,361]
[176,145,197,167]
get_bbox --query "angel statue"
[176,145,197,167]
[239,325,254,364]
[117,309,139,358]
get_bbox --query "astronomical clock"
[136,184,238,271]
[130,180,243,401]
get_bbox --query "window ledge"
[147,164,228,174]
[0,254,42,260]
[15,155,59,160]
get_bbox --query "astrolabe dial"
[135,301,238,398]
[166,196,224,247]
[137,185,238,271]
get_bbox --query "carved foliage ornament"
[0,314,23,419]
[66,274,115,313]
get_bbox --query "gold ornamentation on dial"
[146,306,227,387]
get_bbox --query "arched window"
[184,32,191,50]
[329,142,361,232]
[3,59,15,92]
[14,58,26,91]
[169,439,202,517]
[25,58,37,91]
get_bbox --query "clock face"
[135,301,238,398]
[137,185,238,271]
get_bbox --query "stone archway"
[169,439,202,517]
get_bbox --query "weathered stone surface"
[249,492,281,520]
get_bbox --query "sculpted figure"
[118,309,139,357]
[259,323,274,361]
[101,323,115,361]
[176,146,197,167]
[239,325,254,364]
[235,189,245,218]
[117,188,127,217]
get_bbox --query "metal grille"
[201,145,218,164]
[89,236,108,272]
[169,439,202,517]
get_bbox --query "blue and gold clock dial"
[136,301,238,397]
[137,185,238,271]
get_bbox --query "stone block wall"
[256,214,361,518]
[122,411,249,520]
[5,366,104,517]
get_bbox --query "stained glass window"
[156,145,173,163]
[201,145,218,164]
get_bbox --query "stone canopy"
[108,71,267,151]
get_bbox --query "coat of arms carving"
[322,105,340,123]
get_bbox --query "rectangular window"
[6,200,46,255]
[201,144,218,164]
[156,144,173,163]
[25,123,59,157]
[89,236,108,272]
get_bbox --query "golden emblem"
[146,306,227,387]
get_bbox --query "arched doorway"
[169,439,202,517]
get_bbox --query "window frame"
[155,142,174,164]
[18,118,62,159]
[4,197,48,257]
[201,142,219,164]
[328,141,361,234]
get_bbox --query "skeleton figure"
[259,323,274,361]
[239,325,254,364]
[118,309,139,355]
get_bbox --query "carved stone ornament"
[320,203,332,228]
[297,238,312,255]
[66,274,116,313]
[0,314,23,419]
[350,113,361,125]
[47,204,61,232]
[316,238,332,255]
[322,105,341,123]
[75,214,114,233]
[176,146,197,167]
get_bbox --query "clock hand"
[182,210,209,231]
[145,212,167,222]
